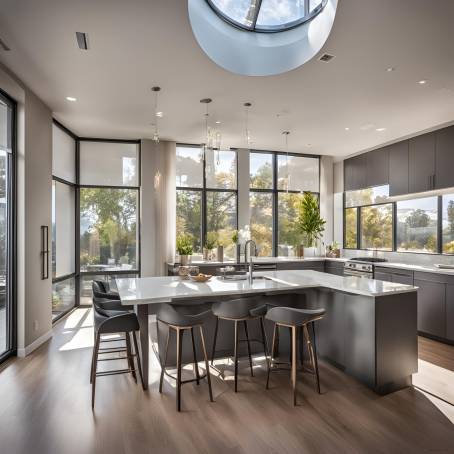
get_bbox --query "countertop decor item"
[189,273,212,283]
[176,233,193,266]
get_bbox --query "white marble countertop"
[116,269,417,305]
[373,261,454,275]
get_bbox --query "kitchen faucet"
[244,240,257,284]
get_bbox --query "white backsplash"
[342,249,454,267]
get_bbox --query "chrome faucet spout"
[245,240,257,284]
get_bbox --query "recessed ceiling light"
[215,121,221,124]
[386,67,395,72]
[376,127,386,132]
[418,79,427,85]
[344,127,350,131]
[156,111,163,117]
[306,143,312,147]
[66,96,77,102]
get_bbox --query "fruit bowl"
[189,273,212,283]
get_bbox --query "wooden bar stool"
[157,304,214,412]
[265,306,325,406]
[211,297,269,392]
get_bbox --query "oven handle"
[344,269,372,278]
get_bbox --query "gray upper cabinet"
[366,147,389,188]
[409,132,436,194]
[435,125,454,190]
[344,154,366,191]
[388,141,409,196]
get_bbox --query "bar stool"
[92,279,120,300]
[91,299,144,409]
[211,297,269,392]
[265,306,325,406]
[157,304,214,412]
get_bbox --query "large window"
[250,151,320,257]
[396,197,438,253]
[442,194,454,254]
[176,145,237,259]
[0,91,15,361]
[51,123,76,320]
[360,204,393,251]
[344,207,357,249]
[80,188,138,272]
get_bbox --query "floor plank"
[0,308,453,454]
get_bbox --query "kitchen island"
[116,270,418,395]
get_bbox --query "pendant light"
[200,98,212,161]
[244,102,252,147]
[282,131,290,192]
[151,86,161,143]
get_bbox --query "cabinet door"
[366,148,389,188]
[388,141,409,196]
[446,284,454,341]
[409,133,436,194]
[391,273,413,286]
[414,278,446,337]
[325,265,344,276]
[344,154,366,191]
[435,126,454,190]
[374,271,393,282]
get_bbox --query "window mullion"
[251,0,263,29]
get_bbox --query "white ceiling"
[0,0,454,157]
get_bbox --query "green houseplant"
[296,192,326,256]
[176,233,193,266]
[203,231,218,260]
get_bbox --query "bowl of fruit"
[189,273,212,283]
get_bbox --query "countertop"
[116,269,417,305]
[373,261,454,275]
[167,257,347,266]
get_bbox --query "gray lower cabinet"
[324,260,345,276]
[446,284,454,341]
[276,261,324,272]
[374,267,413,285]
[374,271,393,282]
[414,275,446,338]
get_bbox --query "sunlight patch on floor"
[413,359,454,405]
[417,389,454,424]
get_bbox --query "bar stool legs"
[234,320,239,392]
[159,323,213,412]
[266,321,322,405]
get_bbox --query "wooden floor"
[1,308,454,454]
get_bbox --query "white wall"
[0,63,53,356]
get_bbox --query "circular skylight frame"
[205,0,328,33]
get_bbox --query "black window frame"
[176,143,238,252]
[0,88,17,363]
[250,149,320,257]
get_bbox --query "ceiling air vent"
[0,38,11,51]
[318,53,335,62]
[76,32,89,50]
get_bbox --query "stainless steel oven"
[344,257,387,278]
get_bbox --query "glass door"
[0,90,15,361]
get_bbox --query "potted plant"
[204,231,218,261]
[296,192,326,257]
[176,233,193,266]
[326,241,341,258]
[231,230,240,263]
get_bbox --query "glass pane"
[176,190,202,253]
[309,0,323,12]
[206,191,237,259]
[52,181,75,278]
[443,194,454,253]
[250,192,273,256]
[79,141,139,186]
[360,204,393,250]
[256,0,306,29]
[345,185,390,208]
[209,0,257,28]
[396,197,438,253]
[176,146,203,188]
[277,155,319,192]
[52,124,76,183]
[80,188,138,272]
[80,273,137,305]
[0,97,11,357]
[52,277,76,320]
[344,208,357,249]
[205,149,237,189]
[278,193,304,257]
[250,153,273,189]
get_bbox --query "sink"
[220,274,268,281]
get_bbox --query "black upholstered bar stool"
[157,304,214,412]
[211,297,269,392]
[91,298,144,409]
[92,279,120,300]
[265,306,325,406]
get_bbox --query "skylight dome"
[207,0,327,33]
